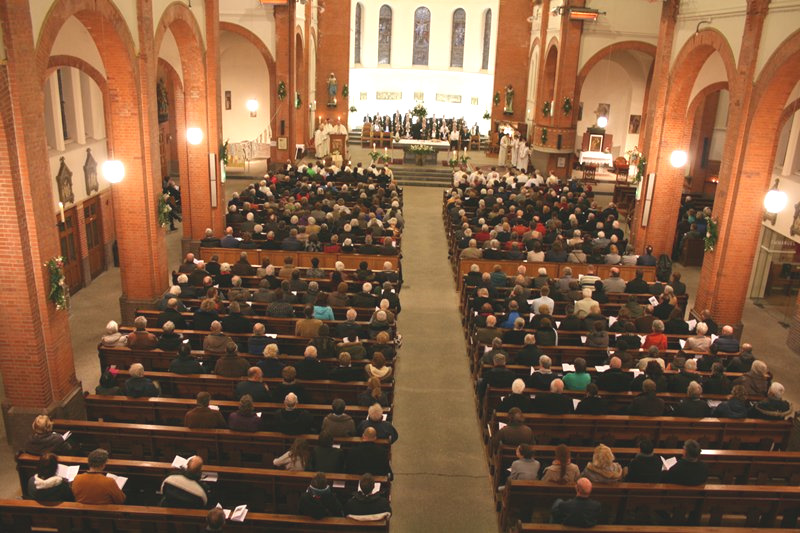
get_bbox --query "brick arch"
[668,29,738,112]
[155,2,215,240]
[35,0,168,306]
[529,37,540,61]
[575,41,656,104]
[219,22,278,137]
[295,31,308,145]
[778,97,800,133]
[682,80,729,148]
[538,40,559,122]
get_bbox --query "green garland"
[483,110,490,120]
[158,194,172,229]
[295,92,302,109]
[635,155,647,185]
[220,139,229,166]
[562,97,572,115]
[493,92,500,106]
[342,84,349,98]
[542,101,551,117]
[277,81,287,101]
[46,256,69,311]
[540,127,548,145]
[704,217,718,253]
[349,105,358,112]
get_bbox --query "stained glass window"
[354,3,362,64]
[482,9,492,70]
[378,5,392,65]
[451,9,466,68]
[412,7,431,66]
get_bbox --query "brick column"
[692,0,771,328]
[274,4,296,163]
[0,0,83,448]
[115,0,169,323]
[316,0,351,127]
[204,0,224,237]
[631,0,680,254]
[533,0,585,176]
[491,0,530,127]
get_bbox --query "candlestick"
[373,143,376,150]
[58,202,65,224]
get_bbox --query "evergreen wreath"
[704,217,718,253]
[46,256,69,311]
[562,97,572,115]
[342,84,349,98]
[540,128,548,145]
[158,194,172,229]
[277,81,287,101]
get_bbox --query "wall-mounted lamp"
[764,179,789,214]
[246,99,259,117]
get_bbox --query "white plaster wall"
[158,29,183,86]
[349,68,493,130]
[761,170,800,243]
[756,0,800,79]
[220,0,277,61]
[153,0,205,47]
[688,52,727,104]
[220,32,271,144]
[49,138,110,211]
[708,88,729,161]
[580,0,660,71]
[353,0,499,72]
[50,17,106,77]
[672,2,746,71]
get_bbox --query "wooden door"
[58,207,83,294]
[83,196,105,279]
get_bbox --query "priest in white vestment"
[314,124,328,158]
[322,119,334,156]
[498,134,510,167]
[517,142,530,172]
[511,134,520,168]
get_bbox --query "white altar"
[579,151,613,167]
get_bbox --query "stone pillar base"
[119,295,161,326]
[2,385,85,449]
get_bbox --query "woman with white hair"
[751,382,792,420]
[497,379,531,413]
[734,359,771,397]
[100,320,127,347]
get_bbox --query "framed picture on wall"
[557,157,566,168]
[629,114,641,134]
[589,134,603,153]
[277,137,288,150]
[225,91,232,110]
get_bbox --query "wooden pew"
[51,420,390,469]
[177,299,388,321]
[15,453,389,513]
[517,523,777,533]
[84,395,387,427]
[0,500,389,532]
[198,248,399,271]
[97,345,384,374]
[491,445,800,490]
[488,412,793,450]
[109,369,392,405]
[455,259,657,291]
[500,480,800,530]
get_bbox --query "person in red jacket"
[642,319,668,351]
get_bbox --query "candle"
[58,202,65,223]
[384,147,388,155]
[452,150,457,160]
[464,148,468,156]
[372,143,376,150]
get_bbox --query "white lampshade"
[102,160,125,183]
[670,150,688,168]
[246,99,259,113]
[597,116,608,128]
[186,127,204,145]
[764,189,789,214]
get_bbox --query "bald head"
[186,455,203,475]
[576,477,592,497]
[550,378,564,393]
[362,427,377,441]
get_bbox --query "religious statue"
[504,85,514,115]
[326,72,338,107]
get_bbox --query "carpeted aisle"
[389,186,499,532]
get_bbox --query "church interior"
[2,0,800,531]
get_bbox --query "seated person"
[508,443,541,481]
[628,378,667,416]
[310,430,345,473]
[95,369,122,396]
[575,384,609,415]
[257,343,285,378]
[533,378,574,415]
[24,415,70,455]
[497,379,532,413]
[126,315,158,349]
[344,473,392,521]
[673,381,711,418]
[26,453,74,502]
[124,363,160,398]
[213,342,250,378]
[550,477,602,527]
[157,321,183,351]
[357,403,399,443]
[234,366,271,402]
[750,382,792,420]
[321,398,357,438]
[661,439,709,485]
[581,444,624,484]
[160,455,212,508]
[72,448,126,504]
[274,437,312,472]
[713,384,751,419]
[272,392,315,435]
[541,444,581,484]
[184,392,226,429]
[491,407,535,452]
[346,427,391,476]
[299,472,344,519]
[624,439,662,483]
[329,351,364,382]
[169,341,205,374]
[100,320,127,347]
[358,377,389,408]
[228,394,262,432]
[563,357,591,391]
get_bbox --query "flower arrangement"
[158,194,172,228]
[220,139,229,166]
[46,256,69,311]
[562,97,572,115]
[349,105,358,112]
[411,103,427,119]
[277,81,287,101]
[483,110,491,120]
[408,144,435,155]
[704,217,718,253]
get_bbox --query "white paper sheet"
[660,456,677,471]
[171,456,189,469]
[572,399,580,409]
[56,464,79,482]
[687,319,697,330]
[106,473,127,489]
[594,365,610,373]
[562,363,575,372]
[231,505,248,522]
[679,339,686,349]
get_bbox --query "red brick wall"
[315,0,351,128]
[491,0,530,126]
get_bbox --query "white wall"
[220,0,277,60]
[350,0,497,129]
[30,0,140,53]
[153,0,205,47]
[672,2,746,70]
[575,52,650,157]
[158,28,183,85]
[220,32,271,144]
[580,0,660,72]
[756,0,800,79]
[50,17,106,77]
[708,89,729,161]
[688,52,727,104]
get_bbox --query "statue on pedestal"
[327,73,338,107]
[504,85,514,115]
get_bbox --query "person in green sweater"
[563,357,591,391]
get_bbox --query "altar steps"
[393,167,452,188]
